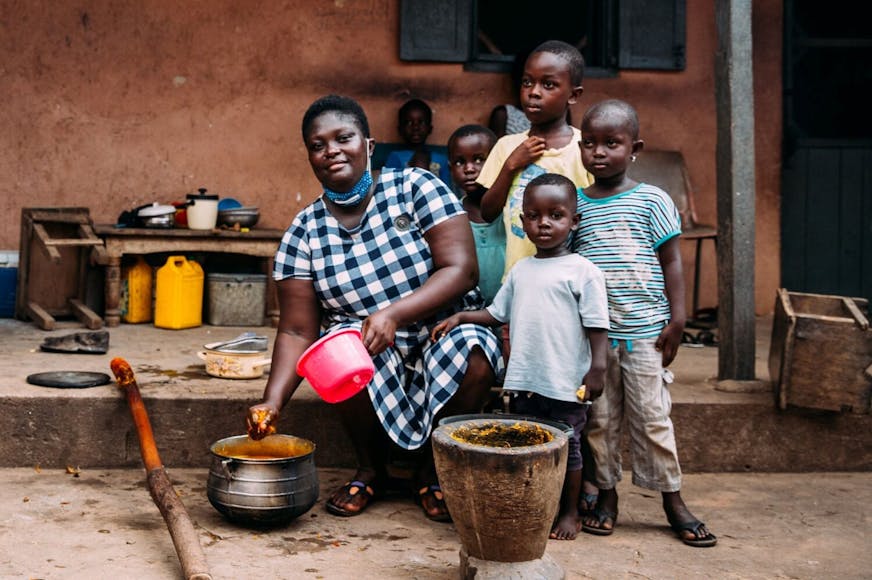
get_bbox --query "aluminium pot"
[197,349,271,379]
[207,434,319,526]
[137,203,176,228]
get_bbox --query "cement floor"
[1,318,870,578]
[1,467,869,580]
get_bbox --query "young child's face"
[521,183,579,256]
[579,114,637,181]
[449,134,492,194]
[398,108,432,146]
[520,52,580,126]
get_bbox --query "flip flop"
[581,507,617,536]
[416,484,452,522]
[672,519,718,547]
[325,480,376,517]
[578,492,598,517]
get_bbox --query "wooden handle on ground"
[111,357,212,580]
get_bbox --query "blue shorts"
[511,392,589,471]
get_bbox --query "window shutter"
[400,0,472,62]
[619,0,686,70]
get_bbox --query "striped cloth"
[274,168,502,449]
[572,183,681,340]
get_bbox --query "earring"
[630,155,637,162]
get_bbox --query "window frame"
[399,0,686,75]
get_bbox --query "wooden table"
[94,226,284,327]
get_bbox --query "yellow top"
[476,127,592,279]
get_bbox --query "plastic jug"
[155,255,204,329]
[121,256,153,323]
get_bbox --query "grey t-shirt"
[487,254,609,402]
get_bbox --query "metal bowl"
[217,207,260,228]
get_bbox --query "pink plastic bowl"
[296,329,375,403]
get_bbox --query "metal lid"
[204,332,269,353]
[187,187,219,201]
[138,203,176,217]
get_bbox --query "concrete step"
[2,318,870,472]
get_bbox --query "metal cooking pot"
[207,434,319,526]
[137,203,176,228]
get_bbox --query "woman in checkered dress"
[247,95,503,521]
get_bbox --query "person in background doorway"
[383,98,452,185]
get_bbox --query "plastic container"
[186,188,219,230]
[121,256,153,323]
[0,251,19,318]
[296,329,375,403]
[207,273,267,326]
[154,255,204,329]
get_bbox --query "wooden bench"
[94,226,284,327]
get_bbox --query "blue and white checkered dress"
[274,168,503,449]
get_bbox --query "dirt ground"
[1,467,869,580]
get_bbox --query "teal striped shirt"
[572,183,681,340]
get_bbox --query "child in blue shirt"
[448,124,504,304]
[384,98,452,185]
[574,99,717,547]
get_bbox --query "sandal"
[578,492,598,517]
[416,484,452,522]
[325,480,376,517]
[671,519,717,547]
[581,507,617,536]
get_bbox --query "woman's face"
[305,111,369,193]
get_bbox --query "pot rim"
[432,417,568,455]
[209,434,316,462]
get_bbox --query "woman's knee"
[450,347,495,411]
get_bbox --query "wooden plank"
[805,147,841,294]
[838,150,863,295]
[32,223,62,263]
[69,298,103,330]
[862,149,872,303]
[781,148,808,289]
[843,298,869,330]
[26,301,55,331]
[23,208,92,224]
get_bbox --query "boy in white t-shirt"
[433,172,608,540]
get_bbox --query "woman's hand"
[430,314,462,341]
[361,310,398,355]
[246,403,279,440]
[505,136,547,172]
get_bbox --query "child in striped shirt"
[573,99,717,547]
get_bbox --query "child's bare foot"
[550,511,582,540]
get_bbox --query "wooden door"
[781,1,872,302]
